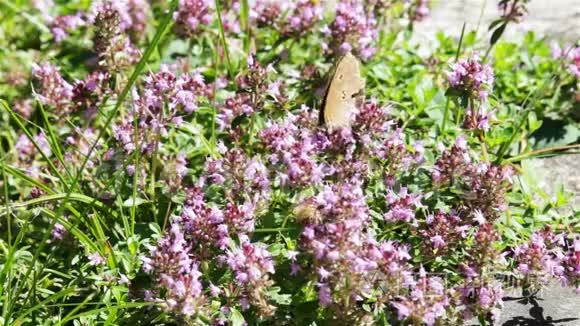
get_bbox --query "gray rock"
[527,155,580,210]
[414,0,580,42]
[499,285,580,325]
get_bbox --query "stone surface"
[499,285,580,325]
[527,155,580,209]
[414,0,580,42]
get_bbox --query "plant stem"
[475,0,489,35]
[131,107,140,236]
[215,0,233,78]
[441,23,466,135]
[505,144,580,163]
[455,23,467,62]
[441,98,451,135]
[479,132,489,161]
[254,227,296,233]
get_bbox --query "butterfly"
[319,52,365,130]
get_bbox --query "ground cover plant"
[0,0,579,325]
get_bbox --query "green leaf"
[230,308,246,326]
[490,23,508,46]
[267,243,285,256]
[266,287,291,305]
[370,64,391,81]
[527,112,542,133]
[487,126,515,146]
[122,197,149,207]
[488,19,504,31]
[444,88,463,98]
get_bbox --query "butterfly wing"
[322,52,365,129]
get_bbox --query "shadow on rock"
[502,296,578,326]
[530,118,580,148]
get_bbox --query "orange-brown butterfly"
[319,52,365,129]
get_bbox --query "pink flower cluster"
[512,227,580,292]
[71,71,110,117]
[447,54,494,101]
[252,1,286,28]
[217,56,275,130]
[416,211,470,258]
[392,268,449,326]
[384,187,421,223]
[222,236,275,285]
[456,223,506,322]
[324,0,378,60]
[204,147,270,204]
[175,187,234,250]
[32,63,111,117]
[15,132,52,162]
[220,235,276,315]
[260,109,329,187]
[353,102,423,175]
[462,162,513,218]
[282,0,324,37]
[498,0,530,23]
[112,66,210,154]
[431,136,472,186]
[41,0,150,49]
[146,184,277,317]
[563,237,580,292]
[173,0,213,37]
[551,42,580,78]
[457,279,504,322]
[407,0,430,22]
[90,0,151,37]
[463,106,495,131]
[250,0,323,38]
[51,223,68,241]
[432,137,513,219]
[92,2,141,72]
[50,13,85,42]
[298,182,413,312]
[176,183,261,253]
[142,223,208,316]
[32,62,74,112]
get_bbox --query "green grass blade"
[60,292,95,323]
[40,208,99,252]
[2,192,117,220]
[57,302,154,325]
[0,141,14,320]
[215,0,234,78]
[494,77,556,163]
[36,100,71,180]
[130,107,141,235]
[441,23,466,135]
[1,164,54,194]
[8,1,179,316]
[240,0,251,54]
[1,100,67,188]
[13,287,77,324]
